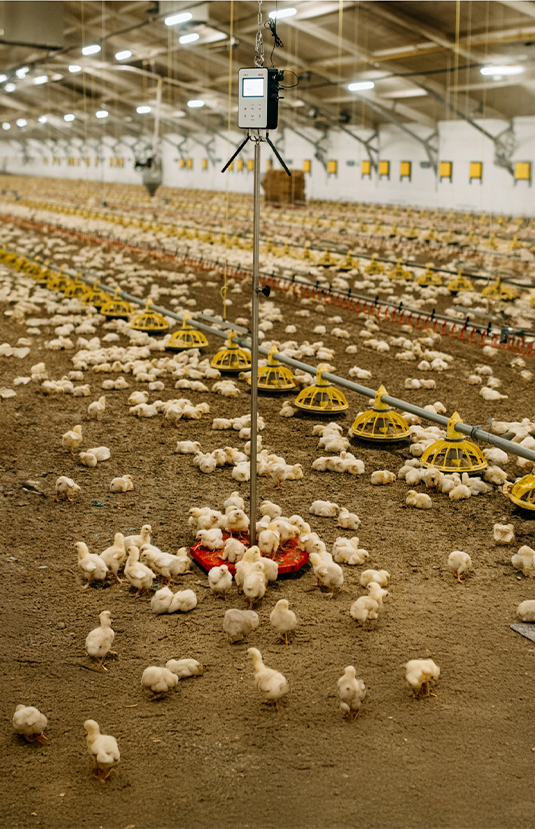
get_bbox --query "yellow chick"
[337,666,366,722]
[124,545,154,597]
[235,546,262,593]
[110,475,134,493]
[165,658,203,679]
[309,500,339,518]
[85,610,116,671]
[512,545,535,577]
[88,395,106,421]
[223,608,259,643]
[367,581,388,607]
[493,522,515,545]
[168,589,197,612]
[243,561,267,608]
[141,666,178,698]
[76,541,108,589]
[151,586,174,614]
[84,719,120,780]
[13,704,48,742]
[405,658,440,698]
[208,565,233,598]
[270,599,297,644]
[309,552,344,595]
[247,647,289,710]
[99,533,126,582]
[360,569,390,588]
[406,490,432,509]
[61,424,83,454]
[349,595,379,625]
[55,476,81,502]
[226,508,250,536]
[336,508,361,531]
[447,550,472,583]
[370,470,396,486]
[124,524,152,549]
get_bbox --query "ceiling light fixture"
[137,105,151,113]
[69,64,82,73]
[5,83,16,92]
[16,118,27,127]
[82,44,101,56]
[480,64,524,76]
[187,99,204,108]
[115,50,132,61]
[180,33,199,44]
[38,116,47,123]
[269,7,296,18]
[96,110,108,118]
[15,67,29,79]
[64,113,75,122]
[2,122,10,130]
[33,75,48,85]
[348,81,375,91]
[164,11,192,26]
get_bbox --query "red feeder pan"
[190,535,309,576]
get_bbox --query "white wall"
[1,116,534,215]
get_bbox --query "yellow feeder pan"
[301,244,316,262]
[100,289,134,320]
[442,231,457,245]
[46,271,72,292]
[130,300,169,334]
[250,347,296,392]
[447,271,474,294]
[167,314,208,351]
[349,385,410,442]
[421,412,487,473]
[338,251,359,272]
[417,265,442,287]
[422,227,437,243]
[294,364,348,414]
[211,330,252,373]
[510,235,522,251]
[487,233,498,250]
[64,278,91,300]
[388,259,413,281]
[507,473,535,511]
[481,277,517,302]
[359,221,368,233]
[84,283,110,310]
[317,250,337,267]
[405,225,419,240]
[364,256,384,275]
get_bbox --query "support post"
[249,135,261,546]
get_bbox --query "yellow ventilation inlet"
[294,364,348,413]
[350,385,410,441]
[211,330,252,373]
[421,412,487,473]
[167,314,208,351]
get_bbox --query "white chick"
[349,596,379,625]
[84,720,120,780]
[243,561,267,608]
[247,647,289,710]
[168,589,197,612]
[337,666,366,722]
[332,537,369,566]
[85,610,116,671]
[165,658,203,679]
[406,490,432,509]
[13,705,48,742]
[270,599,297,644]
[405,658,440,698]
[55,476,81,501]
[124,524,152,549]
[110,475,134,493]
[337,508,361,531]
[86,446,111,462]
[151,586,174,614]
[493,523,515,545]
[99,533,126,582]
[511,545,535,577]
[235,546,262,592]
[223,609,260,643]
[258,528,280,557]
[226,508,250,536]
[260,500,282,520]
[62,424,83,454]
[309,500,339,518]
[88,395,106,420]
[224,491,245,511]
[76,541,108,588]
[222,537,247,563]
[370,470,396,486]
[367,581,389,607]
[124,545,154,597]
[141,666,178,698]
[449,484,472,501]
[360,569,390,588]
[196,527,224,550]
[517,600,535,622]
[79,451,98,468]
[309,552,344,595]
[447,550,472,583]
[259,556,279,582]
[208,565,233,598]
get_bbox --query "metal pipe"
[249,136,261,546]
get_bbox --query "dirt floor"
[1,213,535,829]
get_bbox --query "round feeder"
[167,314,208,351]
[507,473,535,511]
[388,259,413,281]
[481,277,517,302]
[364,256,384,275]
[349,384,410,441]
[421,412,487,473]
[83,282,110,310]
[294,364,348,414]
[316,249,337,267]
[131,301,169,334]
[190,535,309,575]
[211,330,252,373]
[405,225,419,240]
[417,265,443,287]
[248,347,296,392]
[447,271,474,294]
[64,278,91,300]
[47,272,73,292]
[338,251,359,272]
[100,290,134,321]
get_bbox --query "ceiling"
[0,0,535,145]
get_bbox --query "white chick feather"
[85,610,116,670]
[84,720,120,780]
[247,647,289,709]
[405,658,440,698]
[337,666,366,722]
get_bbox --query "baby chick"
[12,705,48,742]
[309,552,344,596]
[88,395,106,421]
[151,586,174,614]
[447,550,472,583]
[243,561,267,608]
[517,600,535,622]
[76,542,108,589]
[110,475,134,493]
[62,424,83,454]
[84,719,120,780]
[349,595,380,626]
[208,565,233,598]
[85,611,116,671]
[493,522,515,545]
[223,608,260,643]
[141,666,178,699]
[337,666,366,722]
[270,599,297,644]
[336,508,361,531]
[124,545,154,597]
[512,545,535,577]
[168,589,197,612]
[165,658,203,679]
[124,524,152,549]
[247,647,289,710]
[360,569,390,588]
[55,476,81,502]
[99,533,126,582]
[405,658,440,698]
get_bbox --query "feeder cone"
[405,225,419,240]
[421,412,487,473]
[294,364,348,413]
[317,250,337,268]
[211,330,252,373]
[417,264,442,286]
[338,251,359,272]
[447,271,474,295]
[251,347,296,392]
[481,277,517,302]
[84,282,110,310]
[388,259,413,281]
[350,384,410,441]
[365,256,384,275]
[167,314,208,351]
[131,299,169,334]
[64,277,91,300]
[100,289,134,320]
[507,473,535,511]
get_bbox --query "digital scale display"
[242,77,265,97]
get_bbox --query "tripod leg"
[221,135,251,173]
[265,135,291,177]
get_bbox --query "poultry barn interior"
[1,2,535,828]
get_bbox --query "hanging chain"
[255,0,264,67]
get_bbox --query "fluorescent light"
[96,110,108,118]
[187,99,204,108]
[38,116,47,123]
[16,66,29,79]
[2,122,10,130]
[269,7,296,18]
[180,33,199,44]
[5,82,15,92]
[33,75,48,85]
[82,44,101,56]
[164,11,192,26]
[348,81,375,91]
[137,105,151,114]
[0,74,6,83]
[16,118,27,127]
[64,113,75,122]
[115,50,132,61]
[69,64,82,73]
[480,64,524,76]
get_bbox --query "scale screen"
[242,77,265,97]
